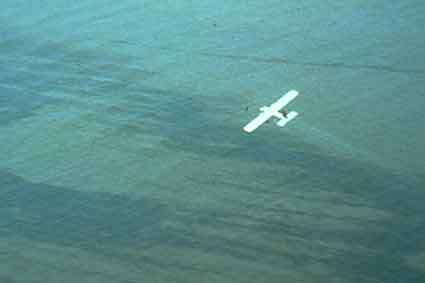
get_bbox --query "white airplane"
[243,90,299,133]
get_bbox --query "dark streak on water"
[197,52,425,76]
[1,127,424,282]
[108,39,425,75]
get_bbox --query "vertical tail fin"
[276,111,298,127]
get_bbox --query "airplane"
[243,90,299,133]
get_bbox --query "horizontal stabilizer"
[276,111,298,127]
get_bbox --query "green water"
[1,1,424,282]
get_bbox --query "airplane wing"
[243,111,273,133]
[269,90,299,111]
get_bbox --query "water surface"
[1,1,424,282]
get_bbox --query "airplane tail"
[277,111,298,127]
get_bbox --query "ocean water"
[1,1,424,282]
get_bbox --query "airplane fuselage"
[259,106,285,119]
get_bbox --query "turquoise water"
[1,1,424,282]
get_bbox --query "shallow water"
[1,1,425,282]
